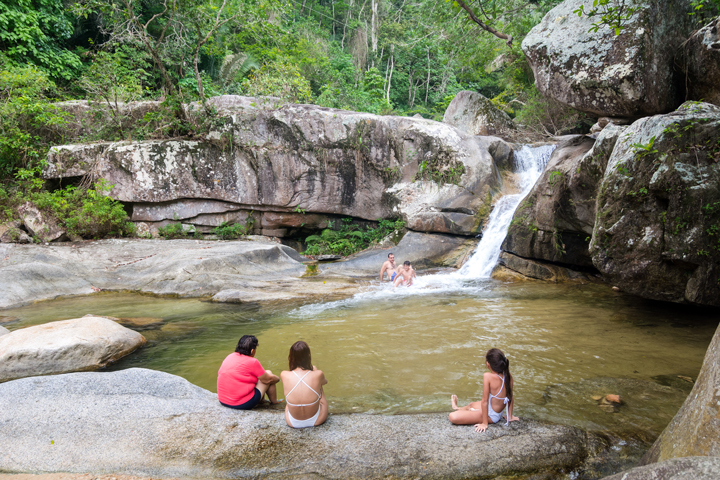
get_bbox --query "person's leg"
[449,408,484,425]
[255,370,281,404]
[451,395,482,411]
[267,383,280,404]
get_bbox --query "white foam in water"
[292,144,556,318]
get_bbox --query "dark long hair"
[486,348,512,402]
[235,335,258,356]
[288,341,313,371]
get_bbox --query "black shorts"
[220,388,262,410]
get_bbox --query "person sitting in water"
[280,341,328,428]
[393,261,416,287]
[217,334,281,410]
[380,252,398,282]
[448,348,520,432]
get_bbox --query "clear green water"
[2,280,716,441]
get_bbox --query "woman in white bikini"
[448,348,520,432]
[280,341,329,428]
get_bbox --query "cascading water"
[292,144,557,315]
[453,144,556,279]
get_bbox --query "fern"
[219,52,260,87]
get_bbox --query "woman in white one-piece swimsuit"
[448,348,520,432]
[280,341,328,428]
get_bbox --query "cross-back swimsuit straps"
[285,370,322,428]
[488,374,510,426]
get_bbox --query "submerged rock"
[522,0,692,117]
[640,322,720,463]
[0,316,146,383]
[0,368,610,479]
[590,102,720,306]
[602,457,720,480]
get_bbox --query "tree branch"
[455,0,512,47]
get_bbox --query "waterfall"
[455,144,556,279]
[291,144,557,316]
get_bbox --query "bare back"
[281,368,327,420]
[484,371,507,413]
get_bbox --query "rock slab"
[686,16,720,107]
[0,368,607,479]
[0,316,146,383]
[640,322,720,463]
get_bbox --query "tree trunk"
[386,46,394,103]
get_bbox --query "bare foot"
[270,399,284,405]
[451,394,459,410]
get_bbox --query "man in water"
[380,252,398,282]
[393,261,416,287]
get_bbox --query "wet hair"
[235,335,258,356]
[288,341,313,371]
[486,348,513,402]
[403,261,410,266]
[388,252,394,258]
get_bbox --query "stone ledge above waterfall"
[43,97,513,237]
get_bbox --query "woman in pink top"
[217,335,281,410]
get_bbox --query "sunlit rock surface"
[602,457,720,480]
[0,368,610,479]
[522,0,692,116]
[44,96,501,237]
[0,316,145,383]
[590,102,720,306]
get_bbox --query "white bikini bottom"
[287,406,321,428]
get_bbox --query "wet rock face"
[502,128,624,268]
[686,16,720,107]
[0,316,146,383]
[522,0,692,117]
[44,97,501,237]
[591,102,720,306]
[443,90,515,136]
[640,323,720,463]
[0,368,610,479]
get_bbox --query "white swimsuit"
[488,374,510,425]
[285,370,322,428]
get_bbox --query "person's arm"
[475,373,491,432]
[508,376,519,421]
[258,370,280,385]
[380,262,387,280]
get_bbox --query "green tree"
[0,0,82,80]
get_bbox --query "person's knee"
[265,369,273,375]
[448,412,459,424]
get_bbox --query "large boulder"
[686,16,720,106]
[590,102,720,306]
[501,127,624,270]
[43,97,502,237]
[639,322,720,463]
[0,326,9,336]
[0,221,31,244]
[522,0,693,117]
[0,316,146,383]
[442,91,515,136]
[17,202,65,242]
[602,457,720,480]
[0,368,610,478]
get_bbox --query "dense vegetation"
[1,0,717,242]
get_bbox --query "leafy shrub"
[31,179,134,238]
[514,89,593,136]
[158,222,196,239]
[213,217,255,240]
[304,218,405,256]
